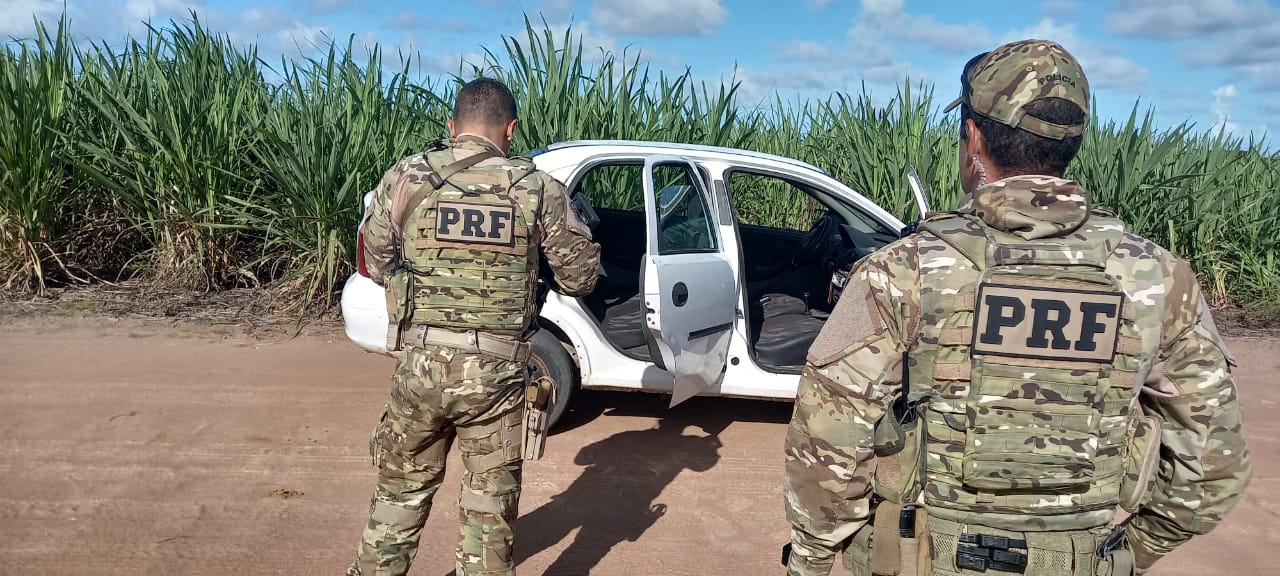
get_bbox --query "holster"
[522,375,555,460]
[859,383,936,576]
[1098,523,1137,576]
[385,262,413,352]
[872,389,933,505]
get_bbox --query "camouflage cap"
[944,39,1090,140]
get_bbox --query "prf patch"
[972,283,1124,362]
[434,201,516,246]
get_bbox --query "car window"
[573,162,645,212]
[653,162,716,254]
[726,169,895,238]
[725,171,824,232]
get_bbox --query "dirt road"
[1,316,1276,575]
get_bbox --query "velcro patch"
[434,201,516,246]
[972,283,1124,362]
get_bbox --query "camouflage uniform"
[783,41,1250,576]
[349,133,600,576]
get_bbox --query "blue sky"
[4,0,1277,140]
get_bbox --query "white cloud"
[1042,0,1078,17]
[591,0,727,37]
[1211,83,1240,136]
[748,0,961,98]
[3,0,208,45]
[897,15,990,53]
[850,0,992,55]
[232,7,331,56]
[1247,63,1280,91]
[0,0,68,39]
[382,33,488,75]
[1107,1,1280,92]
[1109,1,1280,99]
[1002,18,1149,92]
[1107,0,1270,38]
[309,0,352,12]
[386,11,477,33]
[775,40,831,61]
[547,21,617,55]
[1262,101,1280,114]
[730,65,838,107]
[1182,19,1280,68]
[3,2,337,62]
[539,0,573,22]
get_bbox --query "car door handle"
[672,282,689,307]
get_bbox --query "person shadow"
[509,391,734,575]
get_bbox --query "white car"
[341,140,921,427]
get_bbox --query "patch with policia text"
[435,201,516,246]
[971,283,1124,362]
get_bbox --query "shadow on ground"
[508,389,792,575]
[550,387,793,436]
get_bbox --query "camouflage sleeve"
[535,173,601,296]
[1126,256,1251,573]
[783,239,918,576]
[361,158,411,285]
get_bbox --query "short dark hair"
[958,53,1086,175]
[453,77,518,128]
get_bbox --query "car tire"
[529,328,577,430]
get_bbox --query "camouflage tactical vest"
[386,146,544,343]
[876,211,1166,533]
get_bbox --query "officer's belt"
[406,326,531,362]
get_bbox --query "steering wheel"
[791,211,839,268]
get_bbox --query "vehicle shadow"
[551,384,792,436]
[508,389,791,575]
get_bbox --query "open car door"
[641,155,736,407]
[906,168,932,221]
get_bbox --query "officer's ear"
[504,118,518,143]
[961,118,986,157]
[447,118,458,139]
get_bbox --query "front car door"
[641,155,737,407]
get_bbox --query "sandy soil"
[1,315,1275,575]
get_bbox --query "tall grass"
[2,13,1277,319]
[0,17,77,292]
[70,17,270,291]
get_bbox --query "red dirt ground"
[1,316,1275,575]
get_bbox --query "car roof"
[530,139,830,176]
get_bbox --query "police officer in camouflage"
[347,77,600,576]
[783,39,1250,576]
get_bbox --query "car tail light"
[356,225,371,278]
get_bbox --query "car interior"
[565,161,898,373]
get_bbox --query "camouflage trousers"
[347,344,527,576]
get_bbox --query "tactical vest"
[386,146,544,343]
[874,211,1166,533]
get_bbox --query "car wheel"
[528,328,576,429]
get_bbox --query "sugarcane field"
[3,4,1278,576]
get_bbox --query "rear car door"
[641,155,736,407]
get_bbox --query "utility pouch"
[522,375,555,460]
[1118,409,1162,513]
[961,361,1102,492]
[844,504,932,576]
